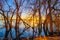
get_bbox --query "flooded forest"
[0,0,60,40]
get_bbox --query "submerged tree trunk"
[48,0,53,35]
[38,0,42,36]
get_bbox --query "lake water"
[0,20,48,39]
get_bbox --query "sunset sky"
[0,0,46,18]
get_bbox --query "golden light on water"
[22,14,46,27]
[22,15,39,27]
[0,13,46,27]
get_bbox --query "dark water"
[0,20,46,39]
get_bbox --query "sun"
[41,16,46,23]
[22,14,46,27]
[22,15,39,27]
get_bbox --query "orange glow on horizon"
[22,15,46,27]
